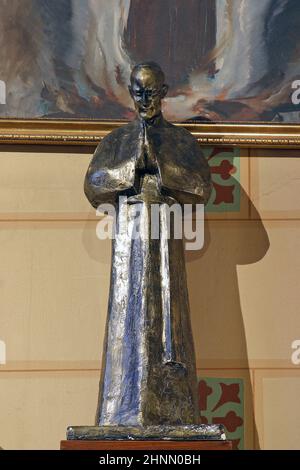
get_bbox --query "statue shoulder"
[95,120,135,153]
[164,121,199,146]
[91,120,137,167]
[161,122,206,162]
[169,122,197,143]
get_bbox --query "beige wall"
[0,144,299,449]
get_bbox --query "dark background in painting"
[124,0,216,88]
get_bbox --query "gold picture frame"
[0,119,300,148]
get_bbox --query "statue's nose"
[141,92,150,105]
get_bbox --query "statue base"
[61,439,232,451]
[60,424,232,451]
[66,424,226,441]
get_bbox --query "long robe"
[84,113,211,426]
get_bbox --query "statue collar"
[137,112,164,129]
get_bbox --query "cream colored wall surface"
[254,370,300,450]
[0,148,94,219]
[0,221,110,365]
[0,371,99,450]
[0,145,299,449]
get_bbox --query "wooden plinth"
[61,440,232,451]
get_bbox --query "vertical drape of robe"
[96,173,200,426]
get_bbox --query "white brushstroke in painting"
[84,0,132,108]
[165,0,274,119]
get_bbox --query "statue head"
[129,62,168,121]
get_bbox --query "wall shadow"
[185,182,270,449]
[81,177,269,448]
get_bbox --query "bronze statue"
[67,62,225,441]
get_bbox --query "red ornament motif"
[213,181,235,205]
[206,148,238,207]
[213,410,243,433]
[198,380,213,411]
[212,383,241,412]
[198,377,244,449]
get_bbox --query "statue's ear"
[161,84,169,98]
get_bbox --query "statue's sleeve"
[84,133,136,208]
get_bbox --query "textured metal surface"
[67,425,226,441]
[83,62,214,432]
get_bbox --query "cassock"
[84,113,211,426]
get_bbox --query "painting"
[1,0,300,145]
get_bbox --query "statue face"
[129,68,168,120]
